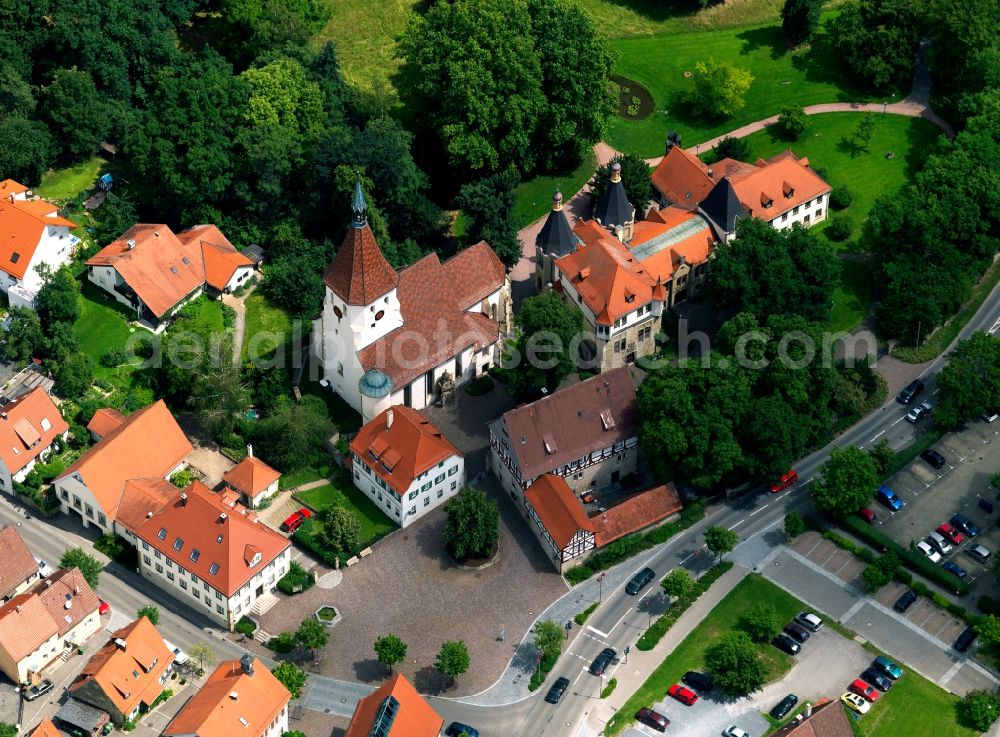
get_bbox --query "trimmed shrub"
[826,214,853,241]
[575,602,599,626]
[636,562,733,650]
[276,561,314,595]
[830,186,853,210]
[234,617,257,637]
[266,631,296,653]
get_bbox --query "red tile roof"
[0,180,28,197]
[594,484,683,547]
[33,567,100,637]
[87,408,125,438]
[133,481,290,597]
[0,525,38,600]
[525,474,596,550]
[115,478,180,535]
[0,182,77,279]
[0,387,68,475]
[350,406,462,496]
[442,240,507,310]
[59,401,192,522]
[324,223,399,305]
[28,718,62,737]
[223,456,281,498]
[650,146,714,210]
[345,673,443,737]
[163,658,289,737]
[497,368,638,481]
[728,151,831,221]
[0,592,59,662]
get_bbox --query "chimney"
[240,653,254,676]
[803,702,812,717]
[1,412,7,420]
[114,638,127,650]
[44,579,52,589]
[707,168,714,179]
[146,511,153,518]
[229,691,238,701]
[246,444,253,458]
[219,513,228,522]
[126,239,136,250]
[73,586,79,595]
[180,492,188,506]
[14,605,20,614]
[386,409,394,429]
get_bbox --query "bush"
[600,677,618,698]
[464,375,494,396]
[960,690,1000,732]
[234,617,257,637]
[100,347,130,367]
[277,561,314,595]
[636,562,733,650]
[575,602,599,626]
[527,651,558,692]
[830,186,853,210]
[826,214,853,241]
[784,511,806,538]
[267,631,296,653]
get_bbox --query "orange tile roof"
[350,406,462,496]
[345,673,443,737]
[71,617,173,717]
[87,408,126,438]
[324,222,399,305]
[59,401,192,522]
[729,151,830,221]
[34,567,100,637]
[223,456,281,498]
[442,240,507,310]
[0,592,59,662]
[650,146,714,211]
[525,474,596,550]
[0,387,68,474]
[0,524,39,600]
[0,183,77,279]
[594,484,683,547]
[115,478,180,535]
[164,658,289,737]
[28,718,62,737]
[133,481,290,597]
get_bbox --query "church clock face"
[375,310,385,320]
[333,306,343,318]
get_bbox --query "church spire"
[352,177,367,228]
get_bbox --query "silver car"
[966,544,992,563]
[906,402,932,423]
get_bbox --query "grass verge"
[35,157,107,203]
[828,258,874,333]
[294,473,395,552]
[511,150,597,228]
[856,666,975,737]
[242,291,303,362]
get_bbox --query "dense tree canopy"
[829,0,923,92]
[506,291,586,395]
[812,445,878,514]
[781,0,822,47]
[935,333,1000,428]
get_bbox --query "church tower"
[594,162,635,243]
[534,189,581,289]
[314,181,405,414]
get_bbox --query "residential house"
[222,451,281,509]
[0,524,40,602]
[772,699,852,737]
[54,400,192,535]
[27,718,63,737]
[350,406,465,528]
[488,367,639,507]
[69,616,174,725]
[0,386,69,496]
[314,183,512,422]
[163,655,289,737]
[0,179,78,309]
[344,672,443,737]
[86,223,253,331]
[133,481,290,629]
[0,567,102,684]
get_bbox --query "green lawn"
[511,150,598,228]
[75,281,140,385]
[577,0,785,38]
[242,291,303,362]
[294,474,395,547]
[856,667,975,737]
[280,465,334,490]
[606,17,899,157]
[180,296,225,334]
[299,356,364,433]
[35,157,107,203]
[828,259,873,333]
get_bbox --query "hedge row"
[566,498,708,585]
[635,562,734,651]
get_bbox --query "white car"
[163,640,189,665]
[35,558,53,577]
[916,540,942,563]
[906,402,932,423]
[723,728,750,737]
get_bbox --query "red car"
[857,508,876,525]
[280,508,313,533]
[849,679,881,702]
[937,522,965,546]
[635,708,669,731]
[98,599,110,615]
[668,683,699,706]
[770,469,799,493]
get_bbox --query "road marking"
[750,505,768,517]
[586,625,609,639]
[572,669,587,686]
[891,416,906,426]
[932,388,940,395]
[870,430,886,443]
[608,610,629,636]
[728,519,745,530]
[940,660,964,686]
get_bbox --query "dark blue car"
[876,485,904,511]
[951,513,980,538]
[943,562,968,580]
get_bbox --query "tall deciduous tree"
[0,115,52,186]
[373,635,408,675]
[684,59,754,119]
[442,487,500,560]
[435,640,470,685]
[781,0,822,47]
[776,105,808,140]
[456,171,522,266]
[191,347,250,443]
[271,661,307,699]
[250,396,334,472]
[705,526,739,562]
[507,291,585,395]
[0,308,43,363]
[39,68,110,161]
[960,690,1000,732]
[661,568,695,599]
[712,136,752,164]
[533,620,565,661]
[59,548,104,589]
[829,0,922,92]
[189,641,215,673]
[705,631,766,696]
[35,265,80,329]
[136,605,160,625]
[316,506,361,557]
[742,603,779,642]
[812,445,878,514]
[935,332,1000,428]
[295,618,329,660]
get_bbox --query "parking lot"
[873,417,1000,606]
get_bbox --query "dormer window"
[209,563,220,575]
[189,549,200,562]
[249,552,261,567]
[782,181,794,198]
[216,534,224,544]
[173,538,184,551]
[157,528,167,540]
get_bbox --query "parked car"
[921,449,947,469]
[872,656,903,679]
[794,612,823,632]
[769,694,799,720]
[943,561,968,579]
[861,668,892,692]
[951,513,981,538]
[163,640,190,665]
[927,531,953,555]
[982,408,999,423]
[906,402,932,423]
[589,647,616,676]
[23,679,53,702]
[682,671,713,692]
[896,379,924,405]
[857,507,876,525]
[723,728,750,737]
[635,708,669,731]
[966,544,992,563]
[876,485,904,511]
[770,469,798,493]
[625,567,656,595]
[936,523,965,546]
[893,589,918,613]
[445,724,479,737]
[34,558,52,578]
[841,692,871,715]
[771,634,801,656]
[916,540,942,563]
[280,508,312,533]
[668,683,698,705]
[98,599,111,615]
[849,679,881,702]
[544,677,570,704]
[783,622,811,643]
[955,625,977,653]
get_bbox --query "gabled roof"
[28,718,63,737]
[0,592,59,662]
[87,407,126,439]
[350,406,462,496]
[133,481,289,597]
[163,658,290,737]
[525,474,596,549]
[223,456,281,498]
[58,400,192,522]
[729,151,831,222]
[344,672,443,737]
[0,524,39,600]
[699,177,747,235]
[594,484,683,547]
[650,146,714,211]
[0,181,77,279]
[71,617,173,717]
[496,368,638,481]
[115,478,180,535]
[773,699,852,737]
[442,240,507,310]
[179,224,253,290]
[536,192,581,257]
[593,175,634,229]
[630,208,716,283]
[34,567,101,637]
[0,387,68,475]
[323,222,399,306]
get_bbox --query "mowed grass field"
[857,665,976,737]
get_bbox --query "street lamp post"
[883,101,887,114]
[598,571,607,602]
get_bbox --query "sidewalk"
[585,563,751,737]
